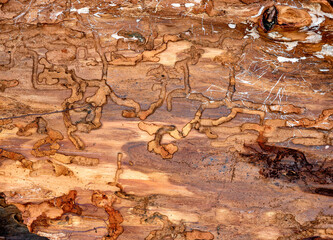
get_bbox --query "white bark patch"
[268,32,291,41]
[111,33,125,40]
[315,44,333,57]
[244,27,260,39]
[70,7,90,14]
[281,41,298,51]
[171,3,181,7]
[228,23,236,29]
[277,57,300,63]
[185,3,195,8]
[309,13,325,28]
[304,31,322,43]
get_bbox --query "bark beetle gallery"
[0,0,332,239]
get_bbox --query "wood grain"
[0,0,332,239]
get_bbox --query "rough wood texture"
[0,0,333,239]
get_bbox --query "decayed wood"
[0,0,333,239]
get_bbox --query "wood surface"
[0,0,333,239]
